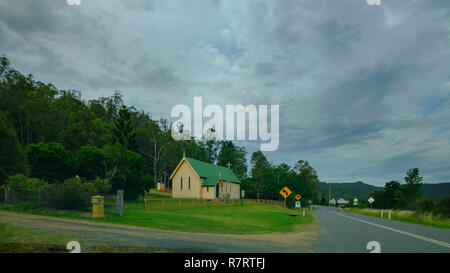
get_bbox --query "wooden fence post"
[144,199,147,210]
[4,188,8,203]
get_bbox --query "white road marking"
[325,208,450,248]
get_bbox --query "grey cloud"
[1,0,449,185]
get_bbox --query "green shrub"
[0,174,47,201]
[417,200,436,213]
[40,176,111,210]
[14,201,40,211]
[64,176,96,193]
[42,181,94,210]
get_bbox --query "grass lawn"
[95,204,314,234]
[0,201,315,235]
[344,208,450,229]
[0,223,86,253]
[0,223,173,253]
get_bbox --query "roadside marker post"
[294,194,302,216]
[295,201,301,215]
[381,209,384,218]
[303,208,305,217]
[389,210,391,220]
[279,186,292,218]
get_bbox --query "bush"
[435,198,450,218]
[41,183,91,210]
[14,201,40,211]
[0,174,47,202]
[40,176,112,210]
[41,177,97,210]
[417,200,436,213]
[64,176,96,193]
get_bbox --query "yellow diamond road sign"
[295,194,302,200]
[279,186,292,199]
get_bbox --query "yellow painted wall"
[172,160,202,199]
[171,158,241,200]
[219,181,240,200]
[201,182,216,200]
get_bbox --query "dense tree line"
[0,56,320,203]
[368,168,449,217]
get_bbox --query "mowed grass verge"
[0,223,86,253]
[0,223,173,253]
[0,202,315,235]
[344,208,450,229]
[96,204,314,234]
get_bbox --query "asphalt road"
[312,206,450,253]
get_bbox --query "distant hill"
[317,181,382,201]
[422,183,450,199]
[317,181,450,201]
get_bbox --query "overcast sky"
[1,0,449,186]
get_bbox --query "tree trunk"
[153,140,158,186]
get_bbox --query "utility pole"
[329,185,331,206]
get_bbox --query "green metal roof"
[185,157,241,186]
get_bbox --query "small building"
[169,155,241,200]
[337,198,349,208]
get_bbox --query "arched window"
[188,177,191,189]
[181,177,183,190]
